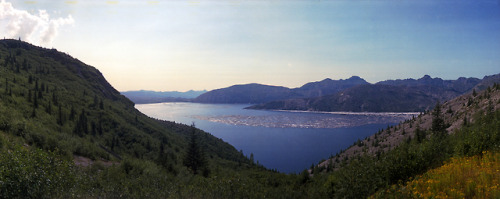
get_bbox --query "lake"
[136,102,416,173]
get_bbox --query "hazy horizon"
[1,0,499,92]
[120,73,495,93]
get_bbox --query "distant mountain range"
[189,74,499,112]
[121,90,206,104]
[193,76,368,104]
[124,74,499,112]
[249,74,498,112]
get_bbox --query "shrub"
[0,147,75,198]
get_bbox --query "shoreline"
[271,109,422,116]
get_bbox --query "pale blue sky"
[2,0,499,91]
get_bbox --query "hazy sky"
[1,0,499,91]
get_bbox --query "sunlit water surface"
[136,102,416,173]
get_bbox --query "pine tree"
[158,142,168,168]
[98,121,103,135]
[183,124,209,176]
[250,153,255,165]
[99,99,104,110]
[431,101,447,137]
[46,101,52,114]
[31,107,36,118]
[57,104,64,126]
[415,124,426,143]
[33,92,38,108]
[52,92,58,105]
[69,106,76,121]
[91,121,97,136]
[74,109,89,137]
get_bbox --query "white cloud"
[0,0,74,46]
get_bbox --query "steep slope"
[472,73,500,91]
[0,39,252,185]
[316,82,500,170]
[304,83,500,198]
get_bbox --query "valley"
[0,39,498,198]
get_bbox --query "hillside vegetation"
[372,151,499,198]
[306,83,500,198]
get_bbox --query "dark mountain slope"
[249,84,458,112]
[249,75,490,112]
[193,76,368,104]
[377,75,481,93]
[292,76,369,98]
[472,73,500,91]
[194,83,301,104]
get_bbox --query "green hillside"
[0,39,253,164]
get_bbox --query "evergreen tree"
[52,92,58,105]
[69,106,76,121]
[98,121,103,135]
[93,95,98,108]
[99,99,104,110]
[91,121,97,136]
[46,101,52,114]
[250,153,255,165]
[415,124,426,143]
[158,142,169,169]
[33,92,38,108]
[57,104,64,126]
[28,90,32,102]
[431,102,447,137]
[74,109,89,137]
[31,107,36,118]
[183,124,209,176]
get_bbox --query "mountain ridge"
[193,76,369,104]
[248,75,495,112]
[121,89,206,104]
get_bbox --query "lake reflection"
[136,102,415,173]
